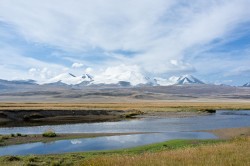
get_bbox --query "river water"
[0,110,249,156]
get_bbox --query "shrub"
[27,155,38,162]
[51,161,61,166]
[11,133,15,137]
[2,135,9,140]
[4,156,21,162]
[23,113,44,121]
[16,133,22,136]
[42,130,57,137]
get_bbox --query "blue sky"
[0,0,250,85]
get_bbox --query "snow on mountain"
[44,70,204,87]
[154,76,179,86]
[144,76,158,86]
[40,64,204,87]
[243,82,250,87]
[46,73,93,85]
[175,75,204,85]
[91,65,152,86]
[153,75,204,86]
[82,74,93,81]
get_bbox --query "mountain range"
[42,73,205,86]
[0,73,249,91]
[1,73,250,102]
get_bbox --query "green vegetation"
[42,130,57,137]
[84,137,250,166]
[16,133,22,137]
[0,138,247,166]
[124,110,143,118]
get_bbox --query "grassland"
[84,137,250,166]
[0,102,249,165]
[0,136,249,166]
[1,101,250,111]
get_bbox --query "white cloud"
[0,0,250,84]
[154,76,179,86]
[72,63,84,68]
[92,64,147,85]
[85,67,94,74]
[0,46,67,82]
[70,140,82,145]
[28,67,56,80]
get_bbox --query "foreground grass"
[84,137,250,166]
[0,137,249,166]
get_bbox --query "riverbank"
[0,136,249,166]
[1,102,250,127]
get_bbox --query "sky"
[0,0,250,85]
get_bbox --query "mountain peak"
[47,73,93,85]
[82,74,93,81]
[243,82,250,87]
[176,75,204,85]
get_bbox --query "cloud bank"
[0,0,250,85]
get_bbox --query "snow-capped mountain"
[154,76,179,86]
[175,75,204,85]
[82,74,93,81]
[144,76,158,86]
[153,75,204,86]
[46,73,93,85]
[91,65,154,86]
[243,82,250,87]
[44,72,204,87]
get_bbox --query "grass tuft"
[42,130,57,137]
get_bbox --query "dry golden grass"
[83,137,250,166]
[0,102,250,112]
[207,127,250,139]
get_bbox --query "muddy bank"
[0,132,150,146]
[0,106,217,127]
[0,109,143,127]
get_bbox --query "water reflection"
[0,110,249,156]
[0,132,216,156]
[0,110,249,134]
